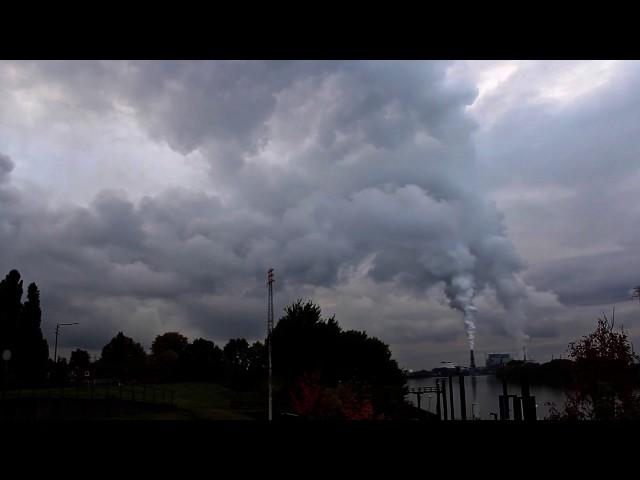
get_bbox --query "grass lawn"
[1,382,267,421]
[161,382,266,420]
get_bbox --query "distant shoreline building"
[485,353,512,370]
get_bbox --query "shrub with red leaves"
[550,312,640,421]
[289,372,383,420]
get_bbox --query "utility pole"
[267,268,274,422]
[54,322,79,364]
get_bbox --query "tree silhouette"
[271,299,407,419]
[223,338,250,370]
[69,348,91,382]
[15,282,49,384]
[149,332,189,382]
[69,349,91,371]
[99,332,147,381]
[151,332,189,357]
[51,357,69,384]
[0,270,24,355]
[223,338,252,389]
[246,340,266,382]
[181,338,224,381]
[0,271,49,385]
[552,311,640,420]
[271,300,342,385]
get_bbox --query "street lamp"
[54,323,79,364]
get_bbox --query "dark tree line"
[89,331,266,390]
[0,268,268,390]
[496,359,574,387]
[0,270,49,386]
[80,300,410,418]
[0,268,410,418]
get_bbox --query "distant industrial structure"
[486,353,512,370]
[431,361,458,376]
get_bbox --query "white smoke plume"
[444,273,477,350]
[464,306,477,351]
[493,275,531,352]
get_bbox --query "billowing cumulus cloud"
[0,60,638,368]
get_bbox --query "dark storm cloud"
[476,62,640,192]
[476,61,640,320]
[0,153,13,182]
[0,60,584,359]
[526,251,640,307]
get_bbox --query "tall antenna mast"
[267,268,274,421]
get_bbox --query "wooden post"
[523,396,537,421]
[502,378,510,420]
[513,396,523,421]
[435,380,442,420]
[520,373,536,421]
[448,373,455,420]
[442,378,448,420]
[458,368,467,420]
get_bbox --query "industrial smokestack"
[470,349,476,372]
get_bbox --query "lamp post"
[54,322,79,364]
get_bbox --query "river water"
[407,374,568,420]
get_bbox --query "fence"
[0,383,175,407]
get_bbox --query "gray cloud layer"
[474,61,640,310]
[0,60,638,368]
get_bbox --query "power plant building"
[485,353,512,369]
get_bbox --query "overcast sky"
[1,60,638,370]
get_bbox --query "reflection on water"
[407,374,568,420]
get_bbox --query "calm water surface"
[407,374,568,420]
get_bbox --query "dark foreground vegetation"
[0,269,425,420]
[497,308,640,420]
[496,359,575,387]
[2,267,639,421]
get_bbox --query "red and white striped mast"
[267,268,274,421]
